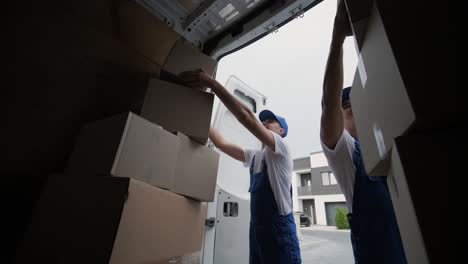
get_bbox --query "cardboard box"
[17,175,207,264]
[174,133,220,202]
[387,131,458,264]
[350,66,397,176]
[343,0,373,52]
[163,39,217,76]
[140,78,214,144]
[350,3,415,176]
[67,112,219,201]
[387,147,429,264]
[350,3,463,176]
[67,112,180,190]
[117,0,181,66]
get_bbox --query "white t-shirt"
[321,130,357,213]
[243,131,293,216]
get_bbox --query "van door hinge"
[205,217,216,228]
[265,22,278,34]
[290,4,304,19]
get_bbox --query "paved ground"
[298,226,354,264]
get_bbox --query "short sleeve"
[321,130,357,212]
[265,131,289,158]
[242,148,256,168]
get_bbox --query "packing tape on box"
[373,123,387,160]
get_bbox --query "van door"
[202,75,267,264]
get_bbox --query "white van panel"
[213,189,250,264]
[202,75,267,264]
[212,75,266,197]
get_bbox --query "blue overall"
[248,155,301,264]
[348,140,407,264]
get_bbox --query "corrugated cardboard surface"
[66,113,129,176]
[350,68,390,176]
[110,179,207,264]
[387,148,429,264]
[163,39,217,76]
[374,1,462,129]
[117,0,180,66]
[115,113,180,189]
[173,133,220,202]
[350,4,414,176]
[6,13,160,177]
[6,1,161,256]
[17,176,207,264]
[67,112,179,190]
[141,79,214,144]
[388,131,460,264]
[16,175,130,264]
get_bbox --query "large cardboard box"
[17,175,207,264]
[163,39,217,76]
[67,112,180,190]
[67,112,219,201]
[117,0,181,66]
[350,66,403,176]
[350,3,463,176]
[387,145,428,264]
[350,3,415,176]
[387,131,458,264]
[174,133,220,202]
[140,78,214,144]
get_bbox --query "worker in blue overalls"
[319,2,407,263]
[178,71,301,264]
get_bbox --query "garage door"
[325,202,347,226]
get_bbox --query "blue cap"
[342,86,351,105]
[259,110,288,138]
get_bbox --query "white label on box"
[357,53,367,88]
[373,123,387,160]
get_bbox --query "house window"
[300,173,312,187]
[330,172,337,185]
[321,171,337,186]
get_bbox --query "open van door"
[202,75,267,264]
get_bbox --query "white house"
[292,151,348,226]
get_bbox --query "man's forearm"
[322,36,345,108]
[320,29,346,148]
[208,127,224,148]
[205,78,254,124]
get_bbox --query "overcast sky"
[214,0,358,159]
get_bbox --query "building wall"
[311,166,343,195]
[299,194,347,225]
[294,152,347,225]
[310,152,328,168]
[292,169,308,213]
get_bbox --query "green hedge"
[335,207,350,229]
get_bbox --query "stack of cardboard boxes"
[17,0,221,263]
[345,0,460,263]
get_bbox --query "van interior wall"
[5,0,188,258]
